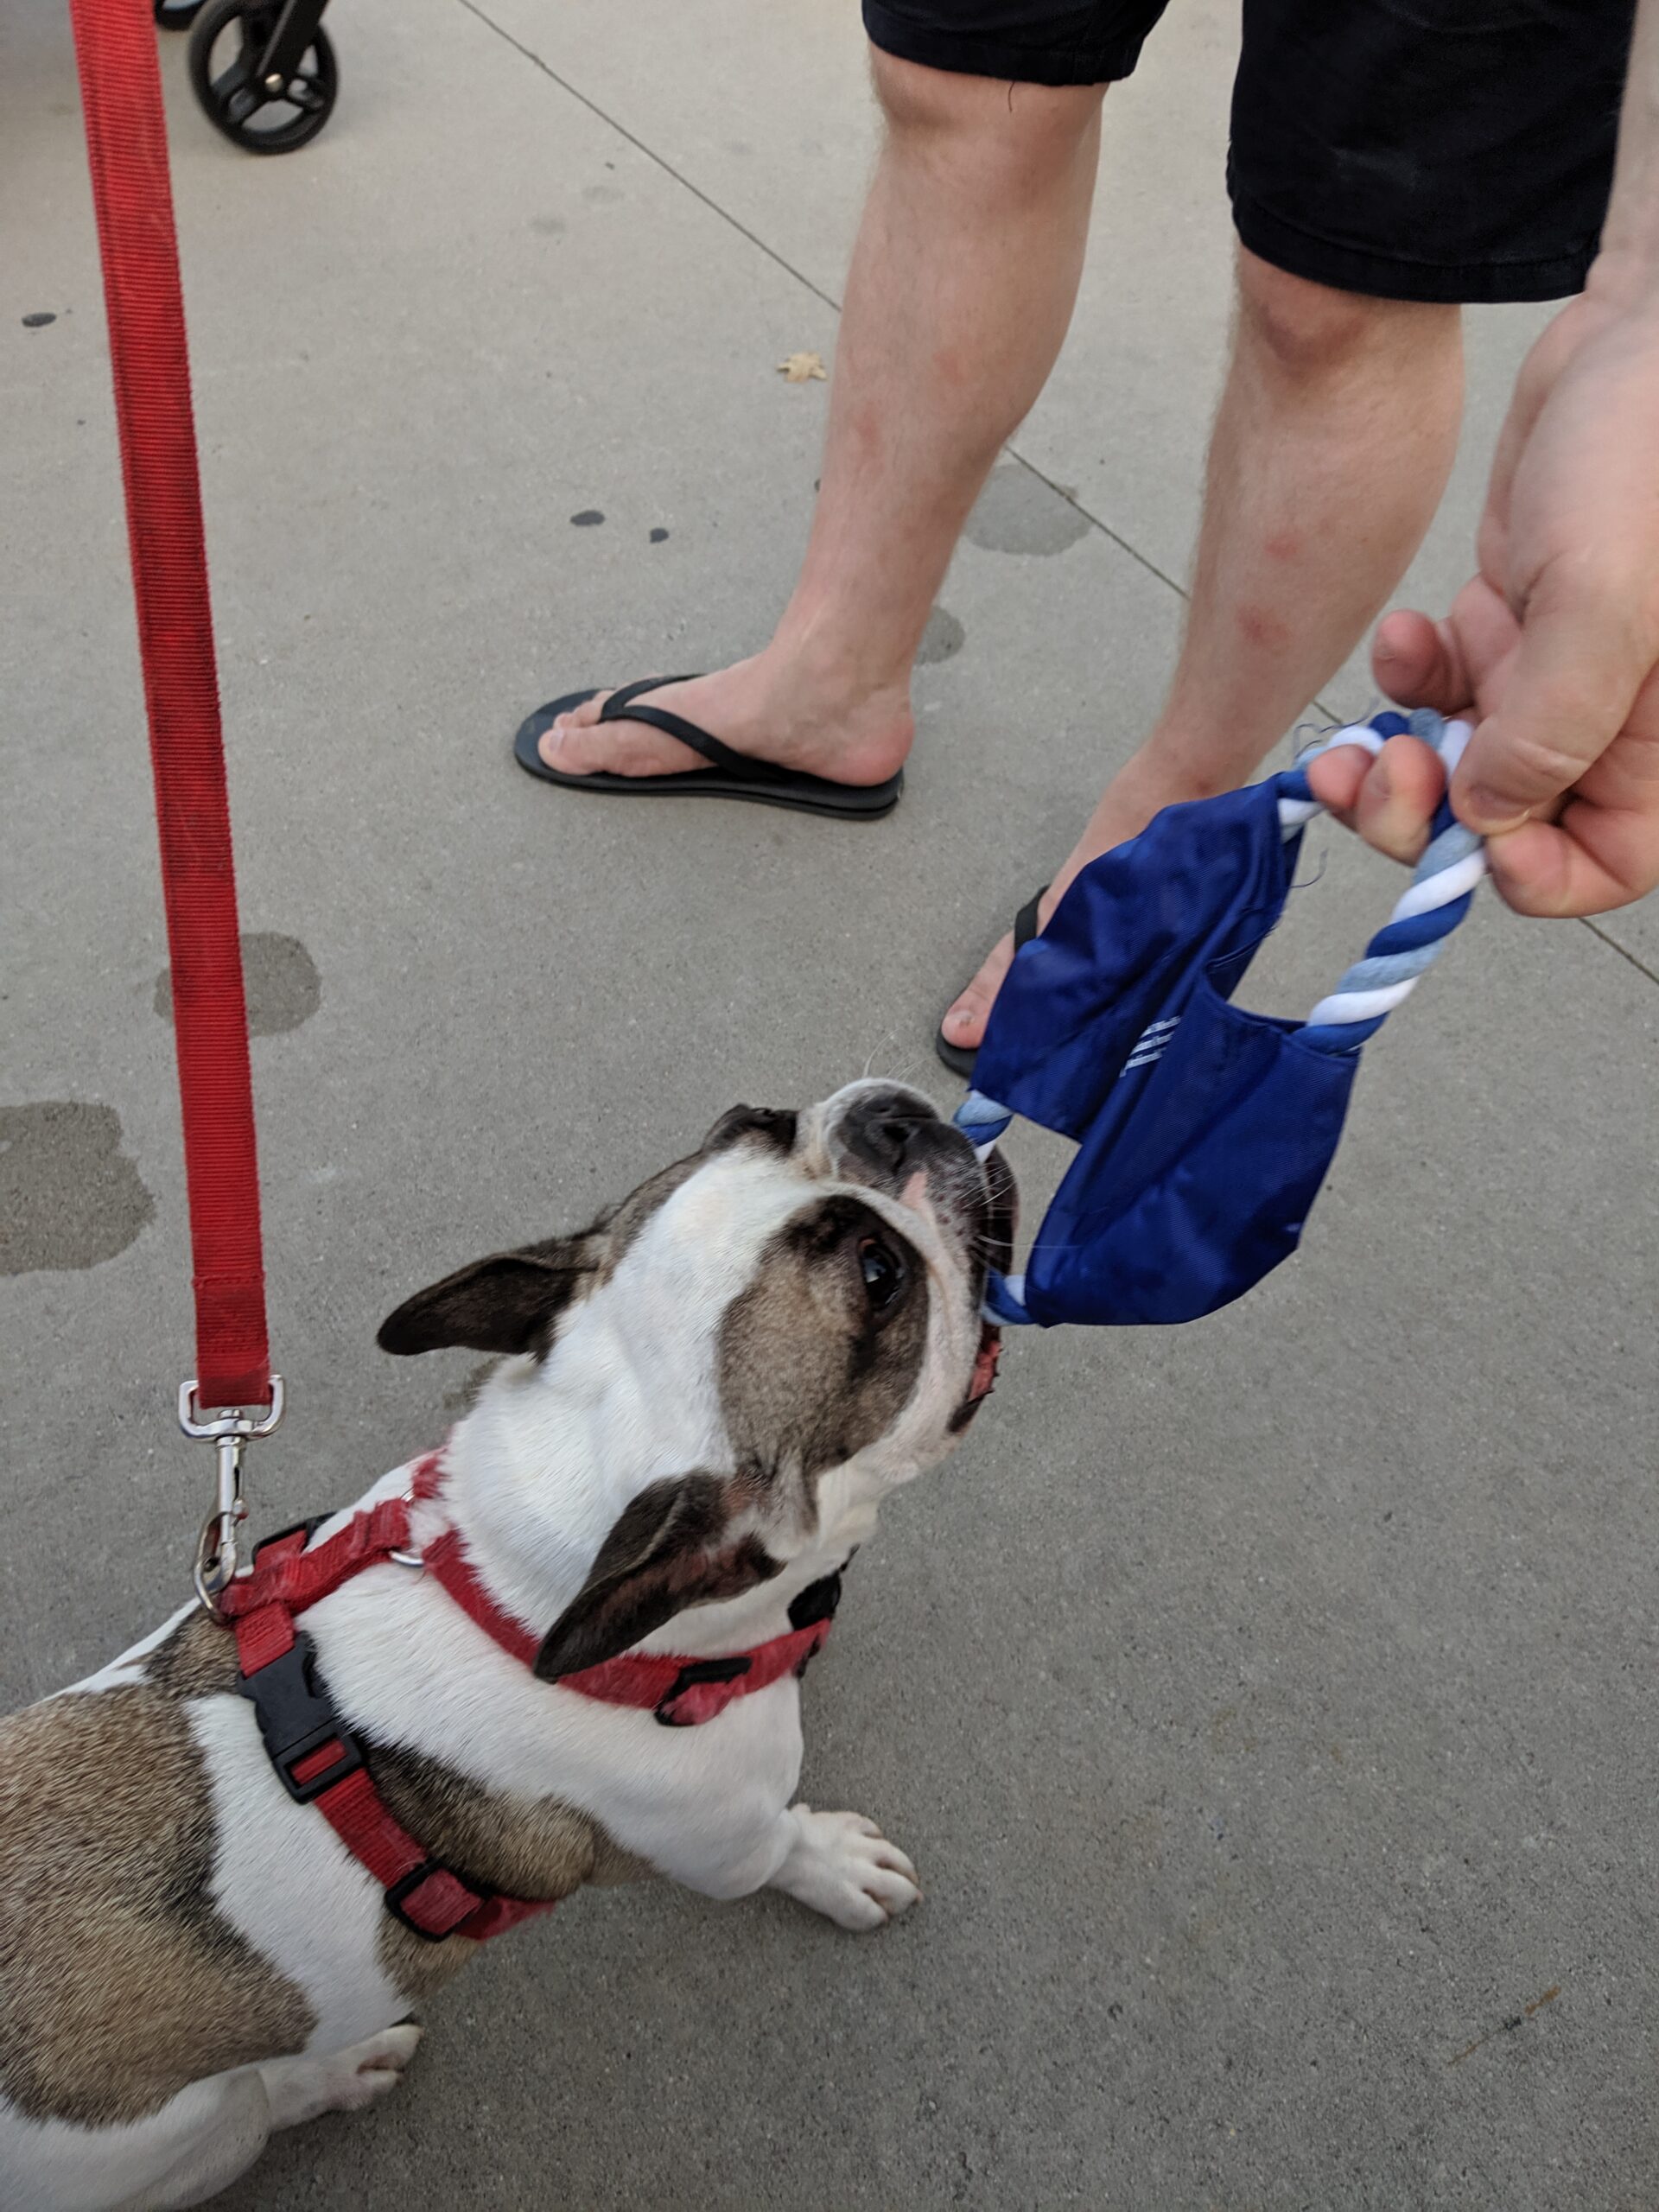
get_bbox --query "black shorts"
[860,0,1637,303]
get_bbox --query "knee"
[871,46,1103,192]
[1236,247,1457,384]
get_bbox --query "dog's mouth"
[966,1319,1002,1400]
[950,1317,1002,1434]
[981,1141,1018,1279]
[949,1143,1016,1432]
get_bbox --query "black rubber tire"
[156,0,207,30]
[188,0,338,154]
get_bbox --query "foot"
[537,652,912,790]
[939,747,1235,1058]
[768,1803,921,1930]
[259,2022,424,2131]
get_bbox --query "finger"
[1371,608,1471,714]
[1350,734,1446,866]
[1304,742,1373,817]
[1307,735,1446,864]
[1481,803,1659,918]
[1452,571,1651,832]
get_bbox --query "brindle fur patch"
[145,1606,243,1701]
[588,1154,704,1287]
[0,1683,315,2126]
[568,1109,803,1298]
[555,1109,798,1295]
[365,1743,647,2002]
[718,1198,930,1482]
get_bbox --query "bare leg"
[941,247,1465,1052]
[539,50,1107,787]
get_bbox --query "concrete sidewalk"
[3,0,1656,2203]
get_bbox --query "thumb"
[1451,569,1649,832]
[1372,608,1471,713]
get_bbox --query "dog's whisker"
[859,1032,901,1083]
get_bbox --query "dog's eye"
[859,1238,905,1313]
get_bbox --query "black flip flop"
[513,677,904,822]
[935,886,1047,1081]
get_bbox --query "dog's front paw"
[259,2023,424,2132]
[339,2021,425,2108]
[770,1803,920,1930]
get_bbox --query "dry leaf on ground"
[777,351,827,383]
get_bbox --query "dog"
[0,1082,1014,2211]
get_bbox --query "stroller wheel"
[156,0,207,29]
[188,0,338,154]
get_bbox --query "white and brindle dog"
[0,1082,1014,2211]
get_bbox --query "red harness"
[219,1452,837,1942]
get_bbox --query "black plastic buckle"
[238,1628,364,1803]
[385,1859,471,1942]
[654,1653,752,1727]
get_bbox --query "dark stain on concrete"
[155,933,321,1039]
[22,313,56,330]
[571,510,605,528]
[0,1103,155,1274]
[917,607,965,666]
[530,214,567,238]
[583,183,623,207]
[649,528,670,544]
[964,463,1090,556]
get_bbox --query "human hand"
[1307,285,1659,915]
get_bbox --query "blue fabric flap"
[974,779,1304,1142]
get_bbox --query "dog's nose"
[837,1085,944,1179]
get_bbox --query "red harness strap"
[220,1456,836,1939]
[223,1511,547,1943]
[407,1457,836,1726]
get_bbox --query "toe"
[943,931,1015,1052]
[869,1840,918,1884]
[864,1863,921,1918]
[839,1890,893,1933]
[537,690,611,771]
[537,687,708,779]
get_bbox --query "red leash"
[68,0,272,1421]
[70,0,281,1599]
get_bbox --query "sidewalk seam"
[452,0,1187,606]
[453,0,842,315]
[1580,917,1659,987]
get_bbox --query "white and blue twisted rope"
[956,708,1487,1323]
[1287,708,1485,1047]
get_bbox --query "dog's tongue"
[967,1323,1002,1403]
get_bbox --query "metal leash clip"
[179,1376,286,1615]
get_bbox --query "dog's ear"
[534,1474,779,1681]
[377,1237,593,1357]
